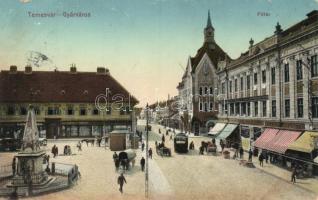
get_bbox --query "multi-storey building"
[0,65,138,139]
[217,10,318,148]
[177,11,230,135]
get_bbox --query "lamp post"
[145,103,149,198]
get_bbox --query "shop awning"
[265,130,302,154]
[314,156,318,163]
[216,124,238,139]
[254,128,279,149]
[288,131,318,153]
[208,123,226,136]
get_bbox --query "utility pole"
[145,103,149,198]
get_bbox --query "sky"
[0,0,317,107]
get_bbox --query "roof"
[288,131,318,153]
[190,42,230,72]
[0,70,138,104]
[225,10,318,70]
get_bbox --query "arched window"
[204,87,208,95]
[209,87,213,95]
[199,87,203,95]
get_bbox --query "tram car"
[174,133,188,153]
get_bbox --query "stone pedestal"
[10,150,49,187]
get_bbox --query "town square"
[0,0,318,199]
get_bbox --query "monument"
[9,105,51,193]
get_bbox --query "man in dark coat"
[259,153,264,167]
[141,142,145,152]
[140,157,145,172]
[148,148,153,159]
[117,173,127,193]
[291,168,297,183]
[239,147,244,159]
[248,149,253,162]
[162,135,165,143]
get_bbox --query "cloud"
[315,0,318,3]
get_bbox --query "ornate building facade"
[0,66,138,139]
[177,11,230,135]
[217,10,318,145]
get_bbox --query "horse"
[81,139,94,147]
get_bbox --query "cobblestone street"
[0,122,317,200]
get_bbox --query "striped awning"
[254,128,279,149]
[216,124,238,140]
[288,131,318,153]
[208,123,226,136]
[265,130,302,154]
[314,156,318,164]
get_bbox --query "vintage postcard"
[0,0,318,199]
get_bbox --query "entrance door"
[45,119,60,139]
[193,122,199,136]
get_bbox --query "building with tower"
[177,11,231,135]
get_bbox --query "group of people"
[63,145,72,155]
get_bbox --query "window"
[241,102,246,115]
[254,102,258,116]
[234,79,238,92]
[262,101,266,117]
[230,103,234,115]
[199,102,203,111]
[92,108,99,115]
[67,107,74,115]
[247,102,250,116]
[311,55,318,77]
[209,102,213,111]
[262,70,266,83]
[271,67,276,84]
[20,107,27,115]
[272,100,276,117]
[240,77,244,90]
[229,81,232,93]
[297,98,303,118]
[209,87,213,95]
[199,87,203,95]
[204,87,208,95]
[126,106,131,114]
[80,108,86,115]
[296,60,303,80]
[34,107,40,115]
[284,63,289,82]
[204,102,208,112]
[254,73,258,85]
[235,103,239,115]
[221,82,225,94]
[312,97,318,118]
[47,107,60,115]
[247,75,250,90]
[285,99,290,117]
[7,106,15,115]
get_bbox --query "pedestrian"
[12,157,16,176]
[265,151,269,163]
[140,157,145,172]
[159,128,161,134]
[117,173,127,193]
[248,148,253,162]
[259,153,264,167]
[148,148,153,159]
[77,141,82,151]
[239,147,244,159]
[113,152,118,161]
[51,145,56,158]
[162,135,165,143]
[291,167,296,183]
[141,142,145,152]
[115,158,120,171]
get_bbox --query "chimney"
[9,65,17,73]
[97,67,106,74]
[25,65,32,74]
[105,68,110,75]
[70,64,77,73]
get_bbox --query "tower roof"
[206,10,214,29]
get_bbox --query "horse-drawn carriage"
[117,149,137,170]
[156,146,172,157]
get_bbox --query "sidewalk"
[235,151,318,194]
